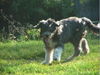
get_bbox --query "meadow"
[0,35,99,75]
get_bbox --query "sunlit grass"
[0,37,99,75]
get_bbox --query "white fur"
[56,21,60,25]
[40,20,47,23]
[53,47,63,61]
[42,39,56,64]
[58,25,63,34]
[81,38,90,54]
[79,19,82,23]
[97,23,100,28]
[84,41,90,53]
[42,49,54,64]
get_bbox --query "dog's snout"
[40,33,50,38]
[41,32,51,38]
[43,34,49,38]
[45,34,49,37]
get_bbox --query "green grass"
[0,38,99,75]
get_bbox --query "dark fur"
[34,17,100,64]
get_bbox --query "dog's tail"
[82,17,100,34]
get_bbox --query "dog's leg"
[53,47,63,62]
[42,48,54,64]
[81,38,90,54]
[65,47,81,61]
[65,41,82,62]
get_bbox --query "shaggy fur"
[33,17,100,64]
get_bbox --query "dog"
[33,17,100,64]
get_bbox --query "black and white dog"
[33,17,100,64]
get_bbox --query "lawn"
[0,37,99,75]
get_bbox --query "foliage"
[9,0,75,23]
[26,29,40,40]
[0,0,99,41]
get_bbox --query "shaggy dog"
[33,17,100,64]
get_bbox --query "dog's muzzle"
[40,32,51,39]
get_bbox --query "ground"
[0,36,99,75]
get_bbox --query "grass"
[0,37,99,75]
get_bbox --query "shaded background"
[0,0,99,41]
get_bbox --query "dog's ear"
[47,18,59,26]
[33,20,46,29]
[33,24,40,29]
[33,23,42,29]
[47,18,55,24]
[52,22,59,27]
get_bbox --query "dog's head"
[34,18,59,39]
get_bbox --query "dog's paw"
[53,57,61,62]
[41,61,52,65]
[41,61,47,64]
